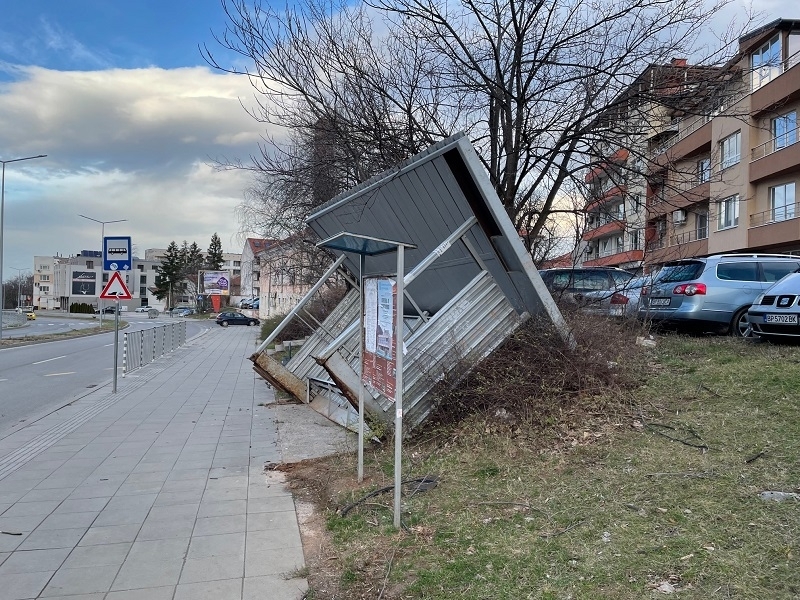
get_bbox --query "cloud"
[0,65,276,272]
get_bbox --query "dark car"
[216,311,260,327]
[94,306,117,314]
[538,267,635,309]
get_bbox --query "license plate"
[610,306,624,317]
[765,314,798,324]
[649,298,671,307]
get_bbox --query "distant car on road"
[216,311,260,327]
[134,307,152,313]
[94,306,116,314]
[26,311,36,320]
[172,308,195,317]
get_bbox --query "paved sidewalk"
[0,326,308,599]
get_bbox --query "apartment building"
[582,19,800,271]
[239,238,275,300]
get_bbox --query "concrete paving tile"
[68,483,122,499]
[125,471,170,483]
[0,547,71,573]
[0,551,9,565]
[105,585,175,599]
[245,529,302,554]
[104,494,158,512]
[202,487,248,503]
[0,514,48,535]
[136,518,195,541]
[193,514,247,537]
[111,557,183,591]
[179,553,245,584]
[209,466,249,478]
[145,503,199,522]
[0,490,30,504]
[78,524,141,546]
[160,479,207,493]
[187,532,245,559]
[127,538,189,562]
[206,475,248,489]
[61,542,131,568]
[1,500,61,517]
[242,574,308,600]
[244,547,305,578]
[38,511,100,531]
[0,531,26,552]
[246,511,300,533]
[166,468,209,481]
[197,500,247,518]
[1,569,55,599]
[53,497,110,514]
[41,564,119,596]
[114,482,164,496]
[246,495,296,514]
[91,508,148,527]
[174,577,243,600]
[154,490,205,506]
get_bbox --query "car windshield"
[657,261,705,283]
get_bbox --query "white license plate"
[765,314,798,324]
[650,298,671,307]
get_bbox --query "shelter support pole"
[394,245,405,529]
[358,253,365,482]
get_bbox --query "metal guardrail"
[751,125,799,161]
[750,202,799,227]
[123,321,187,377]
[0,310,26,328]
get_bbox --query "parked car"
[173,308,195,317]
[216,311,260,327]
[538,267,635,310]
[639,254,800,336]
[251,298,260,309]
[747,271,800,339]
[134,306,152,313]
[581,275,656,319]
[94,306,116,314]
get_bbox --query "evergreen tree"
[205,233,224,270]
[153,241,184,307]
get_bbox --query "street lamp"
[0,154,47,340]
[78,215,127,327]
[9,267,27,308]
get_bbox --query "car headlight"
[753,294,764,306]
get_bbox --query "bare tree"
[205,0,748,247]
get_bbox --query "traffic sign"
[103,236,132,271]
[100,271,132,300]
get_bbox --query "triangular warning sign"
[100,271,132,300]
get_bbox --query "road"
[0,316,210,436]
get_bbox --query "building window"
[40,265,50,271]
[40,286,49,292]
[137,264,144,271]
[629,229,640,250]
[86,260,94,269]
[751,34,782,90]
[697,158,711,184]
[103,273,109,282]
[717,195,739,230]
[140,286,147,297]
[40,275,50,281]
[720,132,741,170]
[234,261,241,267]
[770,182,796,222]
[140,275,147,284]
[772,111,797,150]
[696,211,709,239]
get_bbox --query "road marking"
[103,343,114,347]
[32,355,67,365]
[0,378,8,382]
[44,372,76,377]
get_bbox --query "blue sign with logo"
[103,236,132,271]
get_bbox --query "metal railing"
[750,202,800,228]
[123,321,187,377]
[752,50,800,91]
[751,124,799,161]
[671,228,708,245]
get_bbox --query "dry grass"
[284,317,800,599]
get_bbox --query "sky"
[0,0,798,279]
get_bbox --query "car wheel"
[248,320,257,326]
[730,306,752,338]
[220,321,229,327]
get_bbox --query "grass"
[294,334,800,599]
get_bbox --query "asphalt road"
[0,316,210,436]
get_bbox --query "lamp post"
[78,215,127,327]
[9,267,27,308]
[0,154,47,340]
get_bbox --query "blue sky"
[0,0,271,280]
[0,0,798,285]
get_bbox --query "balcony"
[748,202,800,248]
[582,219,625,241]
[584,148,630,183]
[751,51,800,116]
[645,229,709,265]
[750,126,800,182]
[585,184,627,211]
[648,180,710,218]
[583,249,644,267]
[651,120,712,168]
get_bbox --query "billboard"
[202,271,230,296]
[71,271,97,296]
[362,277,397,399]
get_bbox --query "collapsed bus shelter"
[250,133,570,432]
